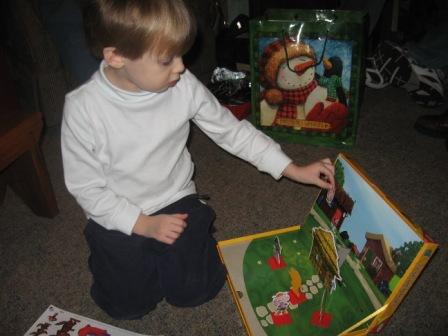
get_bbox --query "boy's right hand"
[132,213,188,244]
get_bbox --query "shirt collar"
[95,60,157,102]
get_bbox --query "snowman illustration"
[259,36,348,133]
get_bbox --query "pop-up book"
[217,154,438,336]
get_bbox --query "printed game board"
[24,305,150,336]
[218,154,438,336]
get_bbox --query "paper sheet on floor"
[24,305,156,336]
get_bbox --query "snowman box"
[249,10,367,148]
[217,153,438,336]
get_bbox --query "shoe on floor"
[365,41,413,89]
[404,64,445,107]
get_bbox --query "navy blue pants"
[84,194,226,319]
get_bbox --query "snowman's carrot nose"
[294,60,315,75]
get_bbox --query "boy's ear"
[103,47,125,69]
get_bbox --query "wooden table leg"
[3,143,58,218]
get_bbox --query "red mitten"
[306,102,324,120]
[325,102,349,120]
[323,102,349,133]
[306,102,348,134]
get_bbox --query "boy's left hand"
[282,158,335,190]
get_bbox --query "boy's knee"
[165,263,226,307]
[91,283,162,320]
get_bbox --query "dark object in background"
[414,110,448,138]
[249,0,340,17]
[215,14,250,70]
[414,110,448,150]
[208,67,251,120]
[398,0,440,43]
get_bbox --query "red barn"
[359,233,397,285]
[316,182,354,230]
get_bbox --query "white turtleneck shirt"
[61,62,292,235]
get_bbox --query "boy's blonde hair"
[84,0,197,60]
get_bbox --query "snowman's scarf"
[276,80,318,119]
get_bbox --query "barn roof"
[365,232,397,273]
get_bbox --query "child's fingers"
[158,226,182,244]
[320,158,335,173]
[170,213,188,227]
[168,222,186,234]
[319,165,335,189]
[161,214,188,243]
[322,165,335,181]
[316,178,333,189]
[161,236,176,245]
[173,213,188,219]
[172,213,188,225]
[165,230,182,241]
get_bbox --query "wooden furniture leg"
[2,143,58,217]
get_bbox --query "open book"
[218,153,438,336]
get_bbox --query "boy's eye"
[159,57,174,66]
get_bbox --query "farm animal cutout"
[270,291,293,325]
[259,36,348,133]
[271,291,290,315]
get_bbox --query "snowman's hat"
[260,37,316,88]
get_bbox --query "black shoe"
[414,110,448,138]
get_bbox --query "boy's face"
[106,49,186,93]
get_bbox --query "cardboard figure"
[309,227,342,328]
[268,236,286,269]
[270,292,293,325]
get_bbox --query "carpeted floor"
[1,86,447,335]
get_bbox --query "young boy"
[61,0,335,320]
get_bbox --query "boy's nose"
[174,57,185,73]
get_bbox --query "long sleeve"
[187,73,292,179]
[61,97,141,235]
